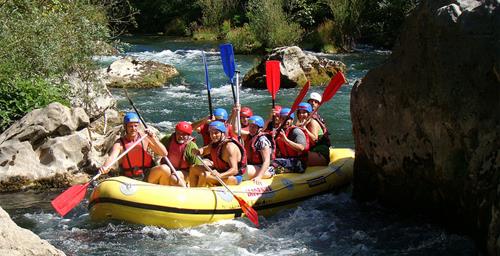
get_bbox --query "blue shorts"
[235,175,243,184]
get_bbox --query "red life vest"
[200,123,237,146]
[276,126,310,159]
[210,138,247,175]
[120,136,153,177]
[166,133,190,170]
[244,132,275,165]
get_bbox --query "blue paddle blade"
[219,43,236,80]
[202,50,211,90]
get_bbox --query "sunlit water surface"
[0,37,479,255]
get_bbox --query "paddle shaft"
[202,51,214,116]
[207,86,214,117]
[235,71,243,145]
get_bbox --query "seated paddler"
[189,121,247,187]
[98,112,172,183]
[153,121,202,187]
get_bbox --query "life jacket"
[210,137,247,175]
[120,136,153,177]
[244,132,275,165]
[310,116,331,147]
[276,126,310,160]
[165,133,190,170]
[200,122,237,146]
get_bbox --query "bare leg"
[147,165,171,185]
[169,171,185,187]
[189,166,199,187]
[197,171,208,187]
[245,165,257,180]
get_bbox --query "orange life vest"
[166,133,190,170]
[210,138,247,175]
[120,136,153,177]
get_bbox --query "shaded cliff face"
[350,0,499,254]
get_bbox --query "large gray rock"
[351,0,499,254]
[102,57,179,88]
[0,103,113,192]
[0,207,65,256]
[242,46,346,88]
[0,102,89,149]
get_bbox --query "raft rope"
[97,161,347,196]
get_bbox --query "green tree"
[246,0,304,49]
[324,0,363,51]
[0,0,110,131]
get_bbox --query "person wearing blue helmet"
[189,121,247,187]
[296,102,331,166]
[99,112,171,183]
[244,115,276,183]
[272,107,310,173]
[192,107,236,146]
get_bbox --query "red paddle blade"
[265,60,281,99]
[322,71,346,104]
[51,183,90,216]
[290,80,311,114]
[234,195,259,227]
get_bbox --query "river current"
[0,37,479,255]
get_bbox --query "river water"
[0,37,479,255]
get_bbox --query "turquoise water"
[109,37,388,148]
[0,37,480,255]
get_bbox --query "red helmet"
[272,105,282,115]
[175,121,193,135]
[240,107,253,118]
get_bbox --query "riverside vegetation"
[0,0,416,134]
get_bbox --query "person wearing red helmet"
[264,105,282,133]
[189,121,247,187]
[99,112,171,183]
[149,121,202,186]
[229,104,253,138]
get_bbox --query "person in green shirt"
[149,122,201,187]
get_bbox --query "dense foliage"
[0,0,110,132]
[127,0,419,52]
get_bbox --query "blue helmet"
[248,115,264,128]
[123,112,140,124]
[209,121,227,133]
[213,108,228,121]
[297,102,312,113]
[279,108,294,119]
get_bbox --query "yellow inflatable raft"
[88,148,354,228]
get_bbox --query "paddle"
[51,134,147,216]
[265,60,281,108]
[274,80,310,139]
[202,51,214,116]
[220,43,237,103]
[220,43,243,143]
[305,71,347,122]
[195,155,259,227]
[124,90,186,187]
